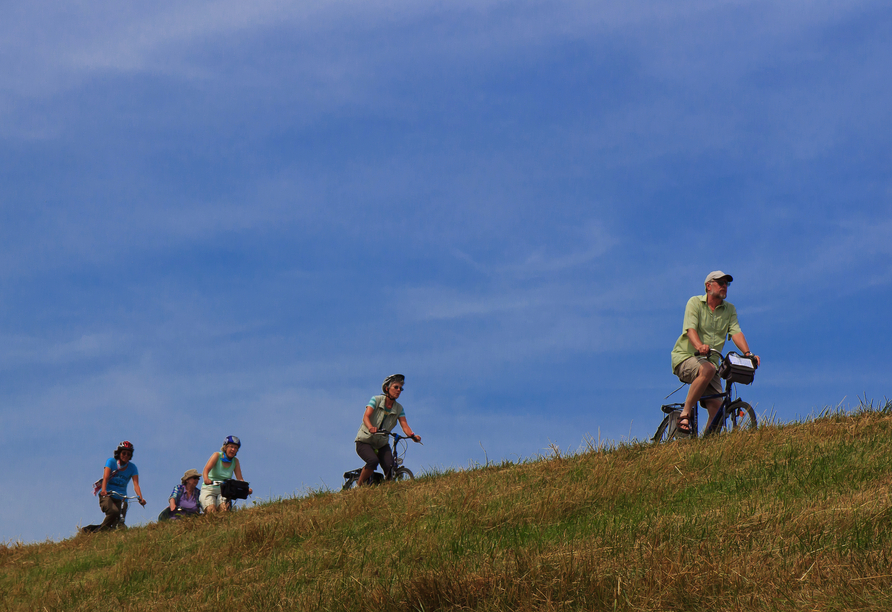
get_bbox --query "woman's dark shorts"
[356,441,395,475]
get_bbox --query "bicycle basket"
[220,479,250,500]
[718,352,756,385]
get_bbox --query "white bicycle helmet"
[382,374,405,394]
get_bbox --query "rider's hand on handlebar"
[411,434,421,443]
[369,426,378,434]
[138,497,147,507]
[697,344,711,356]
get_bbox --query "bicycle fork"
[704,398,746,436]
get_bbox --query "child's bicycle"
[652,350,758,442]
[342,431,419,490]
[81,492,142,533]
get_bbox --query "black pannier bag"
[220,479,250,500]
[718,352,756,385]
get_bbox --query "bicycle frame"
[342,431,416,490]
[386,432,415,477]
[105,491,140,528]
[693,382,740,435]
[80,491,141,534]
[209,480,245,510]
[653,351,757,442]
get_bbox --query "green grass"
[4,400,892,611]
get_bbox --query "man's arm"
[730,332,760,367]
[686,329,711,356]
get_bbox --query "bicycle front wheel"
[394,467,414,481]
[730,401,757,431]
[342,476,358,491]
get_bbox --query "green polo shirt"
[355,395,405,449]
[670,295,742,372]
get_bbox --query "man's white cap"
[705,270,733,284]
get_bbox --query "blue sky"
[2,0,890,544]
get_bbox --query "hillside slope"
[4,405,892,611]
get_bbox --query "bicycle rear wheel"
[730,401,757,431]
[652,413,675,443]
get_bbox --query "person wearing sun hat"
[670,271,761,436]
[159,469,203,520]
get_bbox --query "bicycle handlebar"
[104,491,140,500]
[208,479,252,493]
[374,430,422,443]
[701,348,758,369]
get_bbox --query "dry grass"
[4,402,892,611]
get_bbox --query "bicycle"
[81,491,142,533]
[342,431,419,490]
[207,479,250,511]
[652,350,758,442]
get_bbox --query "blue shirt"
[104,457,138,497]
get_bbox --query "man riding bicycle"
[670,271,761,436]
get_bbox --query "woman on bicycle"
[200,436,252,513]
[354,374,421,486]
[95,440,146,531]
[159,469,202,520]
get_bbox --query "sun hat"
[181,468,201,483]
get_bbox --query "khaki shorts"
[199,485,223,510]
[675,356,723,403]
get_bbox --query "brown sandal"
[676,414,693,436]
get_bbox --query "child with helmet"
[85,440,147,532]
[200,435,252,512]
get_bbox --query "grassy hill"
[4,402,892,611]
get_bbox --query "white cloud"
[2,0,873,100]
[0,332,127,367]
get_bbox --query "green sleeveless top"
[208,452,238,483]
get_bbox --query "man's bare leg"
[703,397,723,429]
[679,361,717,433]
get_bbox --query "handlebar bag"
[220,479,250,500]
[718,352,756,385]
